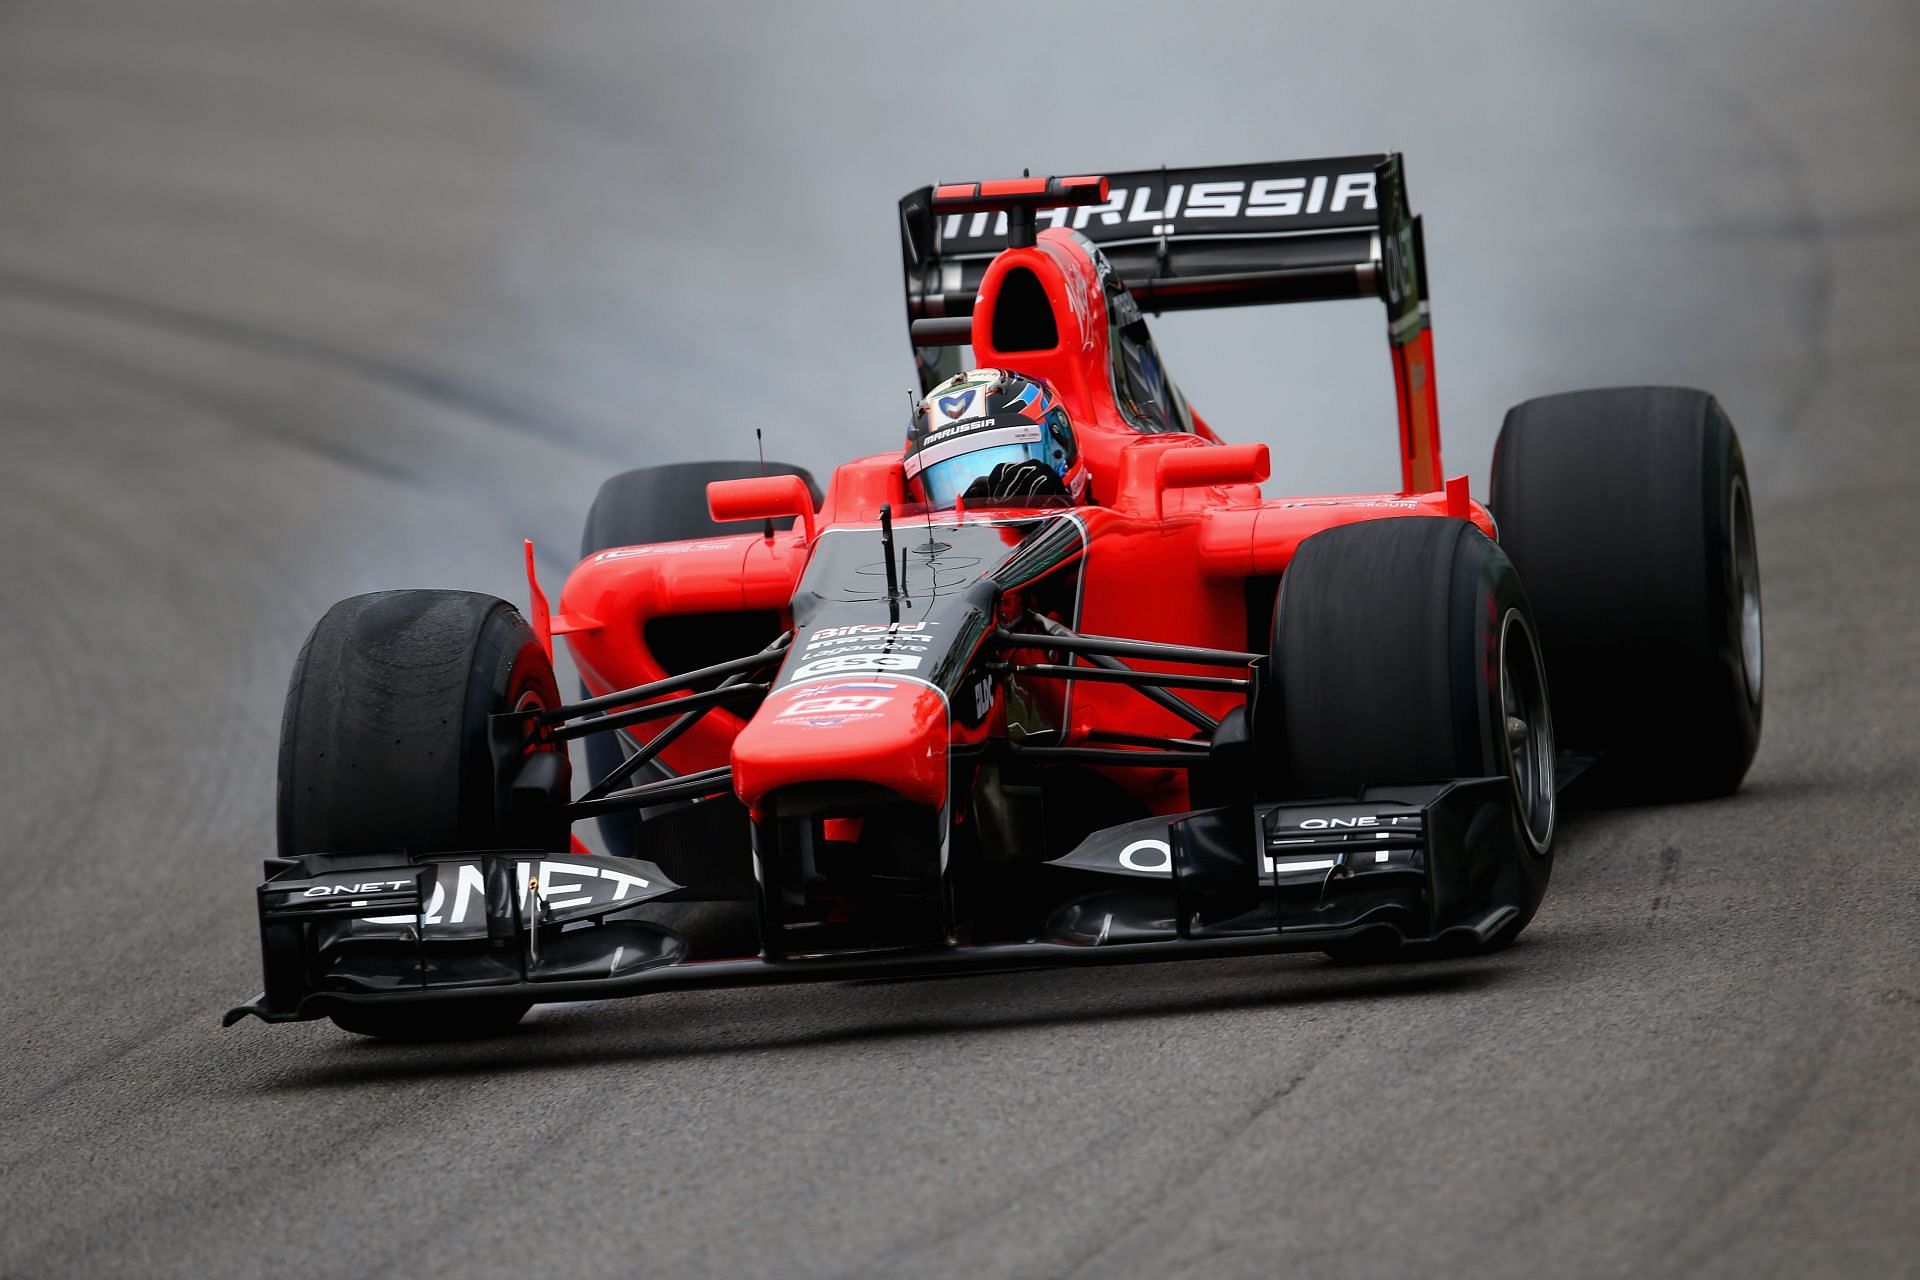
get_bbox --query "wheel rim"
[1499,608,1555,854]
[1731,475,1763,705]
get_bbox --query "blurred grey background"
[3,3,1916,1277]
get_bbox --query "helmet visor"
[906,423,1051,508]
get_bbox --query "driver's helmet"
[903,368,1084,507]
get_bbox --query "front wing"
[225,779,1524,1026]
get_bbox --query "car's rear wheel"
[1270,516,1554,958]
[279,589,569,1039]
[578,460,818,954]
[1490,387,1761,801]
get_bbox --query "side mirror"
[707,475,817,542]
[1158,443,1270,491]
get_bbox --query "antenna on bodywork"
[878,502,901,624]
[755,428,774,540]
[908,386,938,547]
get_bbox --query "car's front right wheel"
[278,588,569,1039]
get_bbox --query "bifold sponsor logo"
[941,173,1378,241]
[362,860,651,926]
[810,623,926,640]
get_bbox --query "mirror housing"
[707,475,817,542]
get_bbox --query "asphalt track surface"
[3,3,1917,1277]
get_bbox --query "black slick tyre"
[1490,387,1761,802]
[278,589,569,1039]
[1272,516,1555,958]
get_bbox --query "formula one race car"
[228,154,1764,1039]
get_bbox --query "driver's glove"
[961,459,1069,503]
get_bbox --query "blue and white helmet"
[903,368,1081,507]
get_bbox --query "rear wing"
[896,153,1444,491]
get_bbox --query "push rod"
[1012,664,1249,693]
[1005,745,1210,769]
[1012,614,1220,733]
[568,766,734,819]
[994,626,1259,669]
[541,635,790,723]
[551,683,767,743]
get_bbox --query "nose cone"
[731,680,949,812]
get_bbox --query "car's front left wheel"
[1270,516,1555,958]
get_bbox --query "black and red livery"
[230,155,1763,1038]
